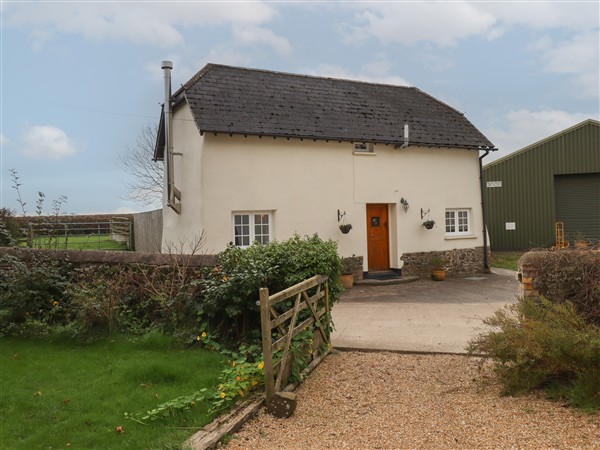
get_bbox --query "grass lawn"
[490,251,524,271]
[0,334,225,449]
[18,234,130,251]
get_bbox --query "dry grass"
[226,352,599,449]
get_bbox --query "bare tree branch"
[120,124,163,207]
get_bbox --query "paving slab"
[331,269,519,354]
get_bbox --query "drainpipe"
[479,149,490,273]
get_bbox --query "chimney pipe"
[161,61,179,212]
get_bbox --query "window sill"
[353,151,377,156]
[445,235,477,240]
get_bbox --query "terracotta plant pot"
[340,274,354,289]
[431,269,446,281]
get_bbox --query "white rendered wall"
[162,106,484,269]
[161,103,206,252]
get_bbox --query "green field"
[0,334,224,449]
[19,234,130,251]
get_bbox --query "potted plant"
[339,257,359,289]
[429,254,447,281]
[422,220,435,230]
[339,223,353,234]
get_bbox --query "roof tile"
[179,64,496,150]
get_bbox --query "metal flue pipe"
[161,60,179,213]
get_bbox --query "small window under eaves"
[353,142,374,153]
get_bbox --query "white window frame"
[445,209,471,236]
[232,211,273,248]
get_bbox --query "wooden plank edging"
[184,396,265,450]
[184,347,332,449]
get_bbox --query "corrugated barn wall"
[483,120,600,250]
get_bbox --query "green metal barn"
[483,119,600,250]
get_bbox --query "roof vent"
[400,123,410,149]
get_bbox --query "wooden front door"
[366,204,390,271]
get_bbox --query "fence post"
[260,287,274,406]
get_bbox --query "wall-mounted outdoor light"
[400,198,409,213]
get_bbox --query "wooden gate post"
[259,287,275,406]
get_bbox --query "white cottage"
[154,63,497,276]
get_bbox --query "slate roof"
[164,63,496,153]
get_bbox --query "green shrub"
[1,234,342,342]
[521,250,600,325]
[67,264,204,337]
[200,234,342,340]
[0,208,20,247]
[468,296,600,410]
[0,252,72,334]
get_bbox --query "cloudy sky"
[1,1,598,214]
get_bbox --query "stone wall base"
[401,247,487,277]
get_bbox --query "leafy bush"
[1,234,342,342]
[468,296,600,410]
[0,208,20,247]
[0,252,72,334]
[67,264,204,337]
[0,252,205,338]
[521,250,600,325]
[200,234,342,340]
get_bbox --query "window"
[445,209,471,236]
[353,142,374,153]
[233,212,272,247]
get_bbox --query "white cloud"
[4,2,277,48]
[340,2,497,47]
[484,110,595,160]
[0,133,8,147]
[20,126,77,160]
[536,32,599,99]
[342,1,598,47]
[233,25,293,56]
[479,2,599,32]
[340,2,599,100]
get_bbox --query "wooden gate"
[259,275,331,406]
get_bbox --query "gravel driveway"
[226,351,599,449]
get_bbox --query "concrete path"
[331,269,519,354]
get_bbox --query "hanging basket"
[422,220,435,230]
[339,224,353,234]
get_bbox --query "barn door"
[555,173,600,242]
[366,204,390,271]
